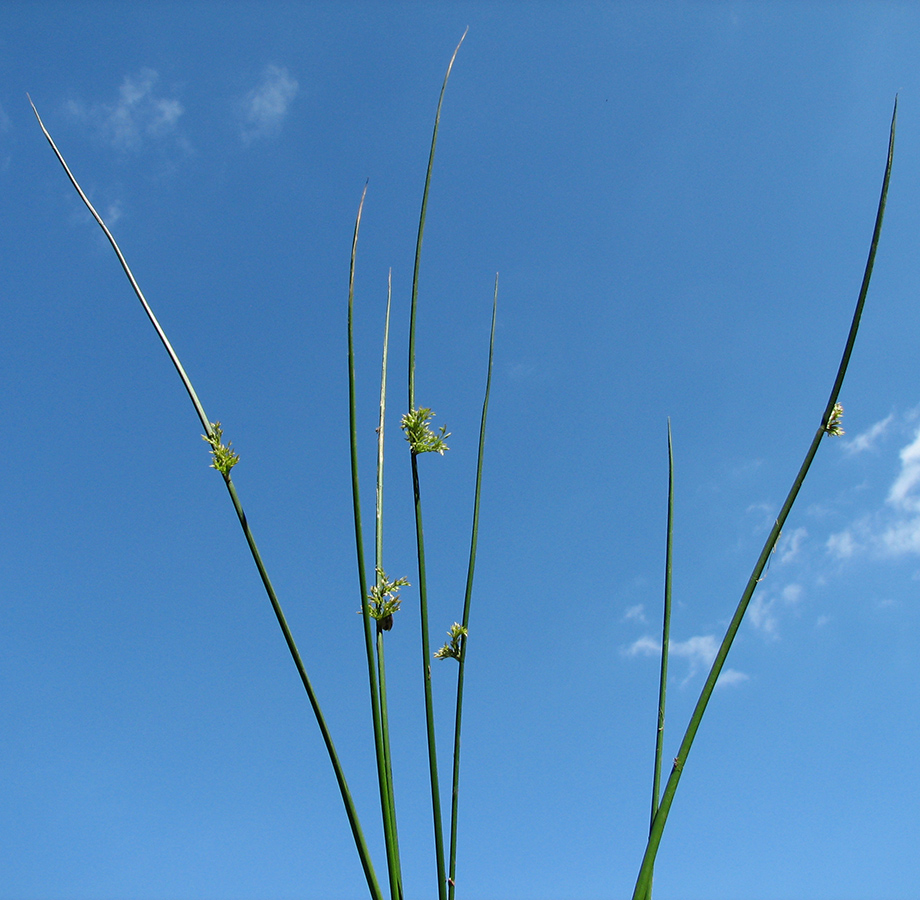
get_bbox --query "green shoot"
[446,277,498,900]
[401,407,450,455]
[32,97,384,900]
[202,421,241,475]
[404,29,468,900]
[632,95,897,900]
[643,419,674,900]
[347,184,398,900]
[434,623,468,661]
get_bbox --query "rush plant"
[29,32,896,900]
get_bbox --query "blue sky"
[4,3,920,899]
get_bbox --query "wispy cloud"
[778,526,808,564]
[749,583,803,636]
[626,636,659,657]
[69,68,184,151]
[844,413,893,455]
[826,528,858,558]
[827,420,920,558]
[240,65,298,144]
[887,428,920,511]
[715,668,749,688]
[623,603,646,623]
[625,633,747,687]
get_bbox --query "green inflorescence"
[202,421,241,475]
[825,402,845,436]
[434,622,468,661]
[366,568,410,632]
[401,407,450,455]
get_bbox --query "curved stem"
[407,28,467,412]
[632,96,896,900]
[34,99,383,900]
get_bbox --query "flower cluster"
[400,407,450,455]
[434,622,468,661]
[825,402,845,437]
[202,421,241,475]
[367,568,410,633]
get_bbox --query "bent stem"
[33,98,383,900]
[631,96,896,900]
[445,277,497,900]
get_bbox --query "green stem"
[447,278,498,900]
[411,450,449,900]
[375,270,403,900]
[632,96,896,900]
[645,419,674,900]
[407,28,467,412]
[33,99,383,900]
[376,627,403,900]
[404,34,467,900]
[347,185,396,900]
[221,473,382,900]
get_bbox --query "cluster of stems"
[31,47,897,900]
[346,28,501,900]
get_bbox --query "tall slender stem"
[644,419,674,900]
[33,100,383,900]
[375,270,403,900]
[447,279,497,900]
[410,450,448,900]
[404,33,467,900]
[407,28,467,412]
[632,96,896,900]
[347,186,399,900]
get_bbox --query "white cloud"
[887,428,920,512]
[71,69,184,151]
[716,668,749,688]
[626,633,747,687]
[826,528,858,558]
[779,526,808,564]
[240,65,298,143]
[623,603,646,623]
[749,583,803,636]
[625,635,660,657]
[104,200,123,227]
[879,517,920,555]
[826,420,920,560]
[669,634,718,672]
[844,413,893,455]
